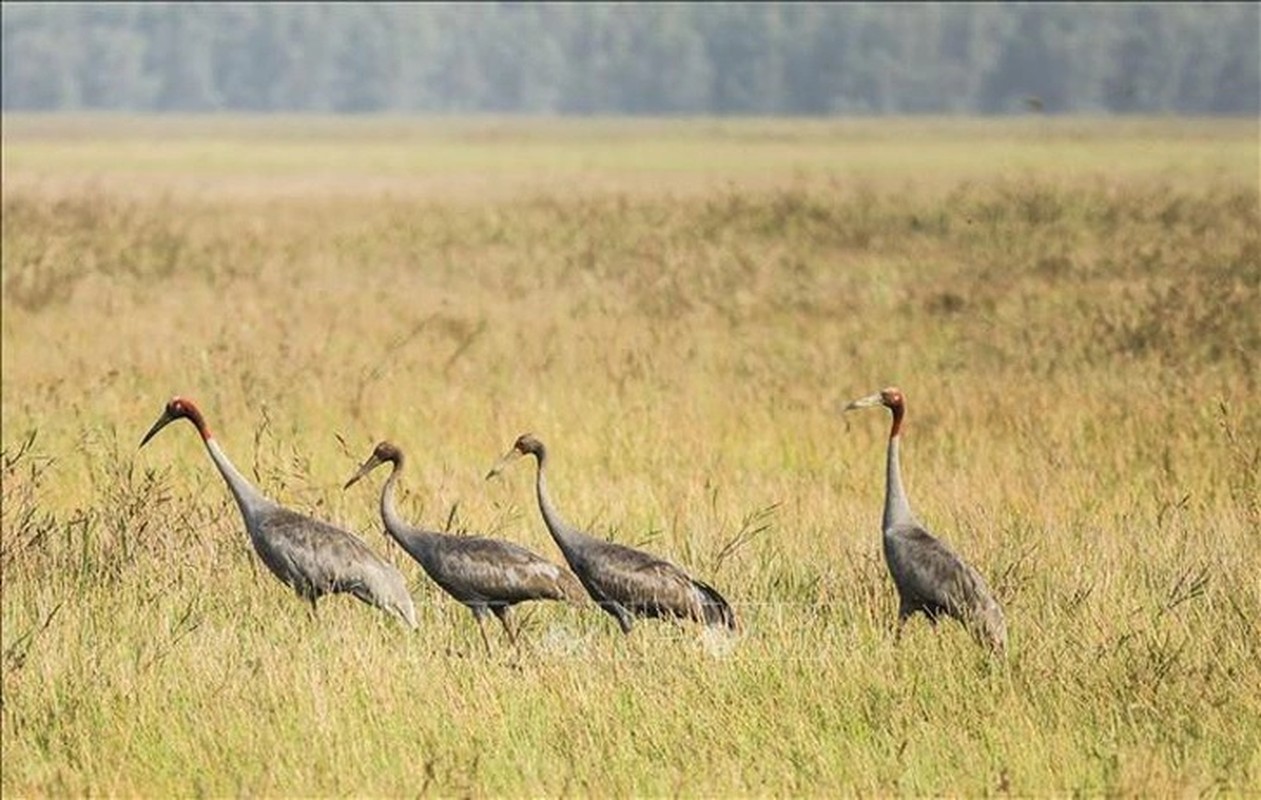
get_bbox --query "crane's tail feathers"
[396,598,419,630]
[693,578,739,632]
[980,611,1007,655]
[961,597,1006,656]
[345,575,418,630]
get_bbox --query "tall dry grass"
[2,116,1259,795]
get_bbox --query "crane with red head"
[140,396,417,629]
[845,386,1007,654]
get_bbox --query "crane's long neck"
[883,432,917,532]
[203,436,270,523]
[380,458,433,555]
[532,448,585,561]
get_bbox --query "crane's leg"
[472,610,493,656]
[612,605,635,636]
[894,606,912,645]
[492,606,519,649]
[614,607,650,660]
[493,607,524,669]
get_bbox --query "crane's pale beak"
[139,409,177,449]
[344,454,384,490]
[844,392,883,412]
[485,448,522,480]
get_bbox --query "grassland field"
[1,114,1259,796]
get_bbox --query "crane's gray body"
[239,500,418,628]
[850,388,1006,653]
[388,525,584,619]
[140,398,417,629]
[883,520,1007,650]
[347,442,583,650]
[499,435,737,634]
[552,532,735,634]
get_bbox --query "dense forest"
[2,2,1258,115]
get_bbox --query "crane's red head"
[344,440,403,490]
[139,395,211,448]
[372,441,403,463]
[485,432,545,479]
[844,386,906,437]
[512,433,544,456]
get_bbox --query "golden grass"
[2,116,1259,796]
[3,114,1256,199]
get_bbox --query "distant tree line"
[2,2,1257,114]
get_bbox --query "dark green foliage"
[1,3,1257,114]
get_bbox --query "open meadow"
[2,115,1259,795]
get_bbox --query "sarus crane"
[345,440,585,653]
[139,396,417,628]
[845,386,1006,653]
[487,433,737,635]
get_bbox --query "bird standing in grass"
[487,433,738,635]
[140,397,417,629]
[845,386,1007,653]
[345,440,585,653]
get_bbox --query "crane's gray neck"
[380,459,433,554]
[204,437,270,522]
[883,434,917,531]
[532,449,586,560]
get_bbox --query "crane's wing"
[421,533,581,604]
[255,507,415,625]
[688,575,739,630]
[885,524,1005,648]
[579,540,735,629]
